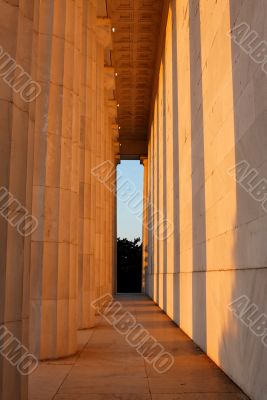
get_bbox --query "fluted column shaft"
[30,0,83,360]
[92,18,116,301]
[141,158,149,294]
[103,102,116,296]
[78,0,97,330]
[0,0,37,398]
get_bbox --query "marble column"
[0,0,36,398]
[113,123,121,294]
[94,40,103,302]
[78,0,97,330]
[104,100,117,296]
[30,0,83,360]
[147,129,154,298]
[93,16,114,302]
[109,122,117,295]
[103,68,117,297]
[88,0,98,318]
[103,104,109,296]
[141,157,148,294]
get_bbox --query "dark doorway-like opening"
[116,161,144,293]
[117,238,142,293]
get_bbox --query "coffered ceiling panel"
[107,0,164,151]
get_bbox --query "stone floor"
[29,294,249,400]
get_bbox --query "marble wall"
[145,1,267,400]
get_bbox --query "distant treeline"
[117,237,142,293]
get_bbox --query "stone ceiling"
[106,0,165,159]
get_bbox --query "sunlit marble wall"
[145,1,267,399]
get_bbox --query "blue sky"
[117,161,144,241]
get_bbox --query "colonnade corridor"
[0,0,267,400]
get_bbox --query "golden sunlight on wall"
[157,64,164,308]
[153,97,160,304]
[145,1,267,399]
[199,0,237,363]
[176,0,193,337]
[164,7,175,317]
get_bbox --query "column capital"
[107,99,118,121]
[104,66,116,91]
[140,156,148,166]
[115,155,121,165]
[114,140,120,154]
[112,123,119,140]
[96,17,112,49]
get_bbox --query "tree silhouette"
[117,237,142,293]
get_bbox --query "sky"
[117,160,144,241]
